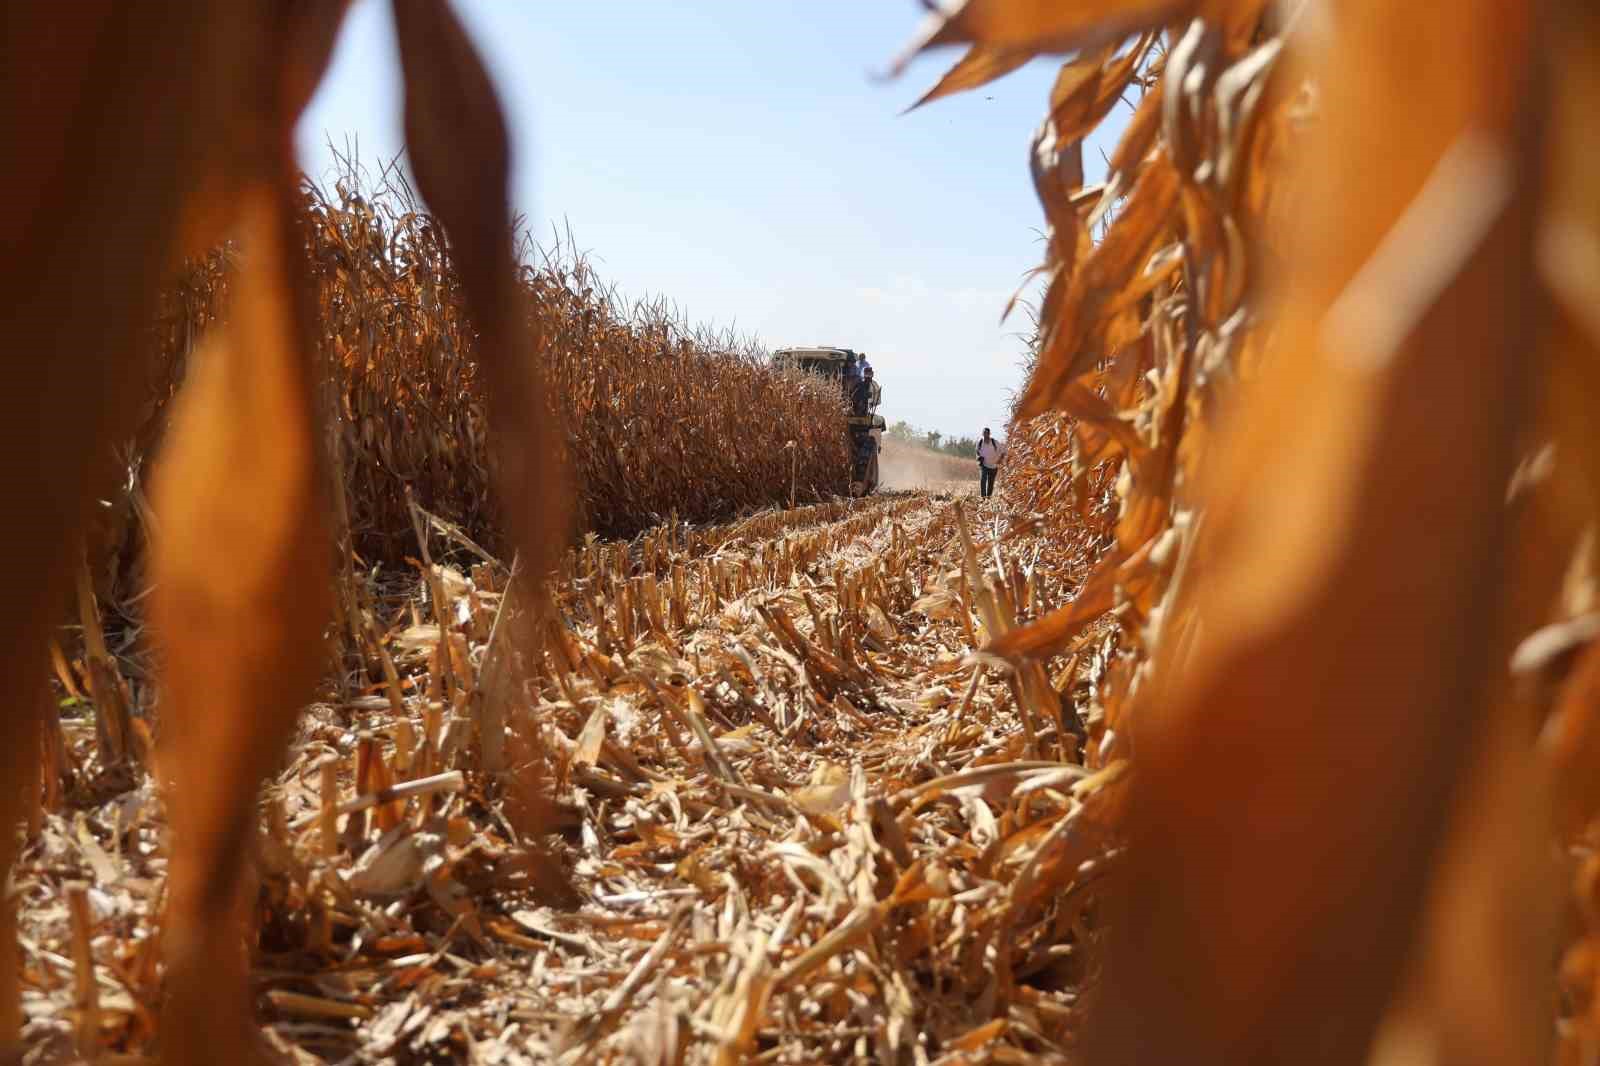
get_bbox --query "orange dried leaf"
[895,0,1192,69]
[905,44,1034,112]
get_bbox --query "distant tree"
[944,436,979,459]
[887,420,918,441]
[882,421,986,460]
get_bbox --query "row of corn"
[98,172,847,599]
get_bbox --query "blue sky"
[297,2,1124,440]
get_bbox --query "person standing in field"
[977,427,1003,498]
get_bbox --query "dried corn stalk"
[0,1,564,1060]
[904,0,1600,1062]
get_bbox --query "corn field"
[8,1,1600,1064]
[102,171,847,593]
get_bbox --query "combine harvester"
[772,346,885,496]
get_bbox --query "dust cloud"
[878,437,977,493]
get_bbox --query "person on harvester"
[852,367,875,417]
[841,351,861,401]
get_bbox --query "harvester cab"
[772,346,885,497]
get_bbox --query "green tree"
[883,421,986,459]
[944,435,979,459]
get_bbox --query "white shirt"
[977,438,1002,467]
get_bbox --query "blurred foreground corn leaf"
[944,0,1600,1061]
[0,1,567,1061]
